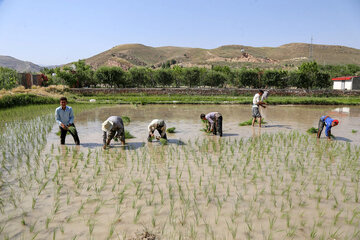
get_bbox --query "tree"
[203,70,227,87]
[183,67,202,87]
[0,67,18,89]
[154,69,174,87]
[128,67,149,87]
[238,69,259,88]
[56,60,95,88]
[314,72,331,89]
[95,66,127,88]
[262,70,288,88]
[172,65,183,87]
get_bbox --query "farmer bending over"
[55,97,80,145]
[200,112,223,137]
[252,90,266,127]
[148,119,167,141]
[317,116,339,140]
[102,116,125,149]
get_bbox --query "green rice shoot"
[122,116,131,125]
[307,127,318,134]
[239,118,267,126]
[166,127,176,133]
[125,130,135,139]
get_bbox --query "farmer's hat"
[102,120,113,132]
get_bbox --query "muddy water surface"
[50,104,360,146]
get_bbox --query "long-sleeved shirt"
[55,106,74,126]
[148,119,166,137]
[320,115,334,137]
[103,116,125,143]
[106,116,124,132]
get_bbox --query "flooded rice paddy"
[1,104,360,239]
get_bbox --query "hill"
[0,55,43,73]
[85,43,360,69]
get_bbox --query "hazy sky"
[0,0,359,65]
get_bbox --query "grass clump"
[352,129,358,134]
[307,127,318,134]
[166,127,176,133]
[239,118,267,126]
[125,130,135,139]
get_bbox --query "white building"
[332,76,360,90]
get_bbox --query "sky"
[0,0,359,65]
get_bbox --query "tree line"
[1,60,360,90]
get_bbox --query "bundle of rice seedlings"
[239,118,267,126]
[307,127,318,134]
[125,130,135,139]
[166,127,176,133]
[68,126,77,135]
[122,116,131,125]
[159,138,168,145]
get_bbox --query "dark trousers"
[317,118,325,138]
[213,116,223,137]
[60,123,80,145]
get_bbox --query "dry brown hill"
[84,43,360,69]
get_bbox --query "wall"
[333,81,342,90]
[69,87,360,97]
[345,80,353,90]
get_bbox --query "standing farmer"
[317,116,339,140]
[102,116,125,149]
[55,97,80,145]
[148,119,167,141]
[200,112,223,137]
[252,90,266,127]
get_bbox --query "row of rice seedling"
[1,111,359,240]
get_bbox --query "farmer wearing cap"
[148,119,167,141]
[317,116,339,140]
[55,97,80,145]
[252,90,266,127]
[102,116,125,149]
[200,112,223,137]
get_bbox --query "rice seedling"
[352,129,358,133]
[125,130,135,139]
[167,127,176,133]
[239,118,266,126]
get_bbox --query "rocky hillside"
[84,43,360,70]
[0,55,42,72]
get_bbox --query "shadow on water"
[264,125,292,129]
[167,139,186,145]
[80,143,104,148]
[221,133,239,137]
[334,136,352,142]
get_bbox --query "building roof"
[332,76,359,81]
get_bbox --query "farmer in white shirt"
[252,90,266,127]
[102,116,125,149]
[148,119,167,141]
[200,112,223,137]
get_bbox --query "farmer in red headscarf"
[317,116,339,140]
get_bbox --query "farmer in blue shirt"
[55,97,80,145]
[317,115,339,140]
